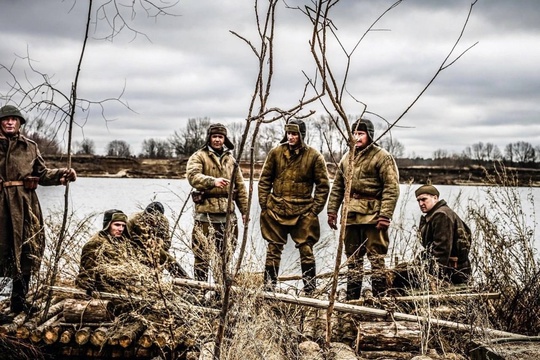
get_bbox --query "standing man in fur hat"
[0,105,77,315]
[258,119,330,295]
[186,123,248,283]
[327,118,400,300]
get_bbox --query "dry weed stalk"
[468,165,539,336]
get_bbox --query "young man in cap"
[77,208,188,293]
[0,105,77,315]
[186,123,248,283]
[327,118,400,300]
[258,119,330,295]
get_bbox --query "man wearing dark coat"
[0,105,77,314]
[392,185,472,293]
[414,184,471,283]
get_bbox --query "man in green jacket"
[128,201,171,252]
[77,208,187,294]
[327,118,400,300]
[76,209,134,292]
[0,105,77,315]
[258,119,330,295]
[186,123,248,283]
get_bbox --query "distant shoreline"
[43,154,540,187]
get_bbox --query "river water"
[34,177,539,287]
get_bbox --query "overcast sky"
[1,0,539,158]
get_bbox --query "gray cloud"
[1,0,539,158]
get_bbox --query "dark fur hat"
[145,201,165,214]
[102,209,128,230]
[351,118,375,141]
[206,123,234,150]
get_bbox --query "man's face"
[353,130,369,148]
[0,116,21,137]
[109,221,126,238]
[210,134,225,150]
[287,132,300,147]
[416,194,438,213]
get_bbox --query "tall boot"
[371,272,388,297]
[264,265,278,291]
[301,263,317,296]
[10,274,29,314]
[346,262,363,301]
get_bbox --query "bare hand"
[327,213,338,230]
[214,177,230,188]
[376,216,391,231]
[60,168,77,185]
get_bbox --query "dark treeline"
[26,116,540,167]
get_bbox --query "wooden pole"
[172,278,526,339]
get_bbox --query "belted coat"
[327,145,400,223]
[0,133,67,276]
[258,143,330,217]
[186,147,248,216]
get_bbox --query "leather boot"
[346,263,363,301]
[371,273,388,297]
[264,265,278,291]
[301,263,317,296]
[10,274,37,314]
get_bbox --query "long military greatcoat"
[0,133,66,276]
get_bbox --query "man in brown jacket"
[327,118,400,300]
[0,105,76,315]
[258,119,330,295]
[186,123,248,282]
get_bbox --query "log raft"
[0,281,523,359]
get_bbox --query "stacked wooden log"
[0,280,517,360]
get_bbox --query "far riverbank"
[43,154,540,186]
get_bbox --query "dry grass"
[8,167,537,359]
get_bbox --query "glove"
[327,213,338,230]
[376,216,391,231]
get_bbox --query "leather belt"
[351,193,379,200]
[2,181,24,187]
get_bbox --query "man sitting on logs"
[76,209,187,295]
[392,185,472,294]
[128,201,171,252]
[128,201,188,278]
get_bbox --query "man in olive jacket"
[327,118,400,300]
[258,119,330,295]
[186,123,248,282]
[0,105,77,315]
[128,201,172,252]
[77,208,189,294]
